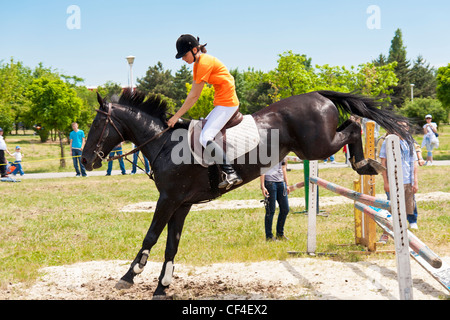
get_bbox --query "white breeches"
[199,105,239,148]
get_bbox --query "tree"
[137,61,174,98]
[373,54,388,67]
[240,68,276,114]
[436,63,450,113]
[97,81,122,101]
[270,51,316,99]
[409,55,436,99]
[387,28,411,107]
[314,64,355,92]
[355,62,398,103]
[0,58,33,134]
[172,65,192,108]
[73,86,99,133]
[400,98,447,131]
[27,77,83,167]
[184,83,215,119]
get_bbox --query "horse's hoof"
[367,158,385,173]
[115,279,134,290]
[355,158,385,175]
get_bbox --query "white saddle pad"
[187,115,260,167]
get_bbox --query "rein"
[94,103,171,179]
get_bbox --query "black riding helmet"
[175,34,204,61]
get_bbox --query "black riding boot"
[206,140,243,189]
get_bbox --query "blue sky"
[1,0,449,87]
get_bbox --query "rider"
[167,34,242,189]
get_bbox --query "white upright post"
[307,160,318,254]
[385,134,413,300]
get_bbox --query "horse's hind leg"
[338,120,384,175]
[153,203,191,299]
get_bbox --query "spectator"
[0,128,9,177]
[11,146,24,176]
[421,114,439,166]
[131,144,150,175]
[0,127,12,178]
[260,158,290,241]
[379,123,419,230]
[106,143,127,176]
[69,122,87,177]
[323,154,336,164]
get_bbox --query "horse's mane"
[118,88,168,122]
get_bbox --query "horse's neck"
[122,112,166,163]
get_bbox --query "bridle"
[93,103,126,162]
[93,103,170,177]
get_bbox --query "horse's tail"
[317,90,412,144]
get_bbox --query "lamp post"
[126,55,135,91]
[410,84,414,102]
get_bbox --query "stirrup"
[218,172,243,190]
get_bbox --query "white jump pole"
[307,160,319,254]
[385,134,413,300]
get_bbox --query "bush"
[399,98,448,132]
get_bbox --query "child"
[11,146,24,176]
[379,124,418,229]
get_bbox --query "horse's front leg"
[115,195,180,290]
[153,203,192,299]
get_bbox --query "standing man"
[0,128,12,178]
[69,122,87,177]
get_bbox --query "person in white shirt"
[421,114,439,166]
[11,145,24,176]
[0,127,12,177]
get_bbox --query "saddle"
[188,112,260,167]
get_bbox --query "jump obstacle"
[305,134,449,299]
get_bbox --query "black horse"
[81,89,410,298]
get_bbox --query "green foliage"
[137,61,174,98]
[265,51,398,106]
[230,68,277,114]
[27,77,83,166]
[387,29,411,106]
[172,65,193,107]
[0,58,33,133]
[97,81,122,101]
[73,86,99,134]
[409,56,437,98]
[0,106,14,133]
[400,98,447,129]
[27,77,83,132]
[355,62,398,99]
[269,50,316,99]
[436,63,450,113]
[184,83,214,119]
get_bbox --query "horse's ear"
[96,92,106,110]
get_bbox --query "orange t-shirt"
[193,54,239,107]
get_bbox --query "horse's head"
[81,92,126,171]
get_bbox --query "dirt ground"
[2,257,449,300]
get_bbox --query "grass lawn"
[0,126,449,288]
